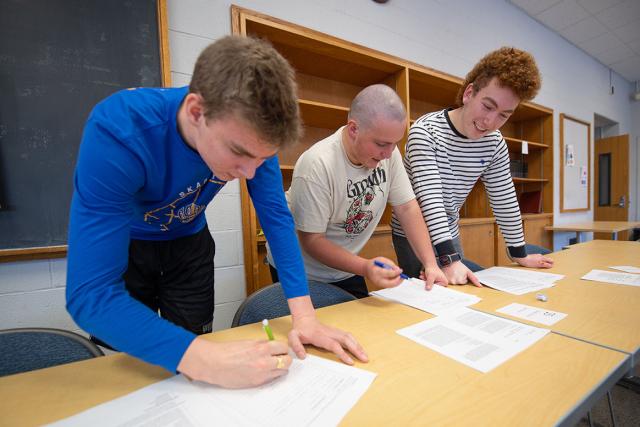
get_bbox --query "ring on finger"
[275,355,285,369]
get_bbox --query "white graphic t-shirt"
[281,126,415,283]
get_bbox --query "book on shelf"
[509,155,528,178]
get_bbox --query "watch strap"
[438,252,461,266]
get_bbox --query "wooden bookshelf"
[232,6,554,292]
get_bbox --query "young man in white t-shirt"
[268,84,446,298]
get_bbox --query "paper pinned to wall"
[566,144,575,166]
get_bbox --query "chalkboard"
[0,0,169,254]
[560,113,591,212]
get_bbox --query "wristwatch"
[438,252,461,267]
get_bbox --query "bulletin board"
[560,113,591,212]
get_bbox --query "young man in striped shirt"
[391,47,554,286]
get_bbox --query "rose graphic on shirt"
[343,187,375,235]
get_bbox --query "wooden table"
[0,298,630,427]
[545,221,640,242]
[460,240,640,366]
[564,239,640,253]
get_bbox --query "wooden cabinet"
[458,218,495,268]
[232,6,555,293]
[523,213,554,249]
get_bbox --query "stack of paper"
[49,355,376,427]
[474,267,564,295]
[397,307,549,372]
[582,269,640,287]
[370,278,481,315]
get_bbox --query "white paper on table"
[397,307,549,373]
[496,303,567,326]
[609,265,640,274]
[474,267,564,295]
[370,278,481,315]
[48,355,376,427]
[581,269,640,287]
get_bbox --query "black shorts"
[92,226,216,350]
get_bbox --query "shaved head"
[348,84,406,130]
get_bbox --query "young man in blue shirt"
[66,36,367,388]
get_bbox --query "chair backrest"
[525,243,552,255]
[0,328,104,377]
[232,282,356,327]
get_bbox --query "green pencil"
[262,318,274,341]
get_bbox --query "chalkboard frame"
[0,0,170,263]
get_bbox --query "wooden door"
[594,135,629,240]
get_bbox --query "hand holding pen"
[374,260,409,280]
[373,259,446,291]
[364,257,406,290]
[176,326,292,388]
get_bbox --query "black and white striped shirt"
[391,109,526,258]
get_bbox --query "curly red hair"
[455,47,541,106]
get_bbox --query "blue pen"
[374,260,409,280]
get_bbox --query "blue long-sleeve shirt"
[67,87,308,372]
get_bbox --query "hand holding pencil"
[176,322,291,388]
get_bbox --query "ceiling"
[508,0,640,83]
